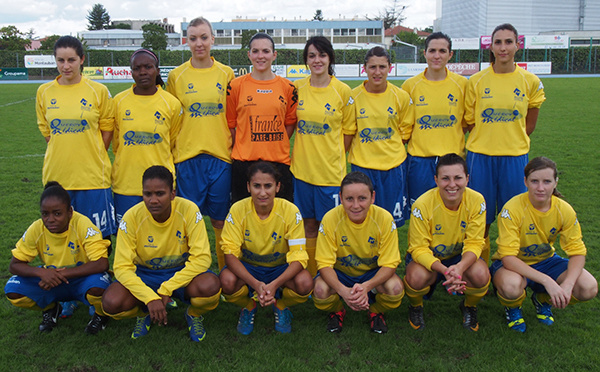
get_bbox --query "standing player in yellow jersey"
[491,157,597,332]
[102,166,221,342]
[5,182,111,334]
[401,32,467,206]
[347,46,413,227]
[112,49,182,224]
[227,33,298,203]
[167,17,235,271]
[291,36,355,277]
[404,154,489,332]
[36,36,116,239]
[465,23,546,262]
[220,162,313,335]
[313,172,404,334]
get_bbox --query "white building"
[435,0,600,38]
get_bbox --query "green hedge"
[2,47,597,75]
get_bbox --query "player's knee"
[294,270,314,295]
[86,287,105,297]
[576,276,598,301]
[467,265,491,288]
[313,278,331,299]
[495,278,523,299]
[219,270,238,294]
[193,273,221,297]
[405,265,432,290]
[382,275,404,296]
[5,292,23,300]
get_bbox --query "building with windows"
[181,18,384,49]
[78,29,181,50]
[434,0,600,39]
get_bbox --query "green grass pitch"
[0,78,599,371]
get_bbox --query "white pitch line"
[0,97,35,108]
[0,153,45,160]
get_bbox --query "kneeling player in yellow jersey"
[313,171,404,334]
[220,161,313,335]
[5,182,111,334]
[492,157,597,332]
[101,166,221,342]
[404,153,489,332]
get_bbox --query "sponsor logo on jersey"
[43,244,54,256]
[526,223,537,235]
[434,224,444,235]
[244,229,252,243]
[80,98,92,112]
[146,253,189,269]
[340,236,350,247]
[297,120,332,136]
[337,254,378,268]
[271,232,283,246]
[249,115,284,142]
[68,241,80,256]
[521,243,552,257]
[418,114,457,129]
[123,131,163,146]
[257,89,273,94]
[189,102,224,118]
[368,236,377,249]
[359,127,394,143]
[241,249,284,265]
[50,118,91,135]
[481,108,522,123]
[432,242,463,258]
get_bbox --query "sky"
[0,0,437,39]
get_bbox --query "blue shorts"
[134,265,216,303]
[466,152,528,224]
[490,254,569,294]
[176,154,232,221]
[225,262,289,298]
[4,271,111,310]
[114,194,142,225]
[351,163,408,227]
[405,253,462,297]
[68,188,117,236]
[406,154,438,207]
[293,177,340,221]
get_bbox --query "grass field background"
[0,78,599,371]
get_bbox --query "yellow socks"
[189,290,222,316]
[224,286,254,310]
[464,277,490,307]
[369,291,404,313]
[403,278,429,308]
[276,287,310,309]
[313,293,344,313]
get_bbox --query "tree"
[87,3,111,30]
[393,30,424,48]
[39,35,61,50]
[142,23,167,50]
[313,9,324,21]
[240,30,258,50]
[367,0,407,29]
[25,28,35,40]
[0,26,31,50]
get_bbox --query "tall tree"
[87,3,111,30]
[0,26,31,50]
[240,30,258,50]
[142,23,167,50]
[367,0,407,29]
[313,9,324,21]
